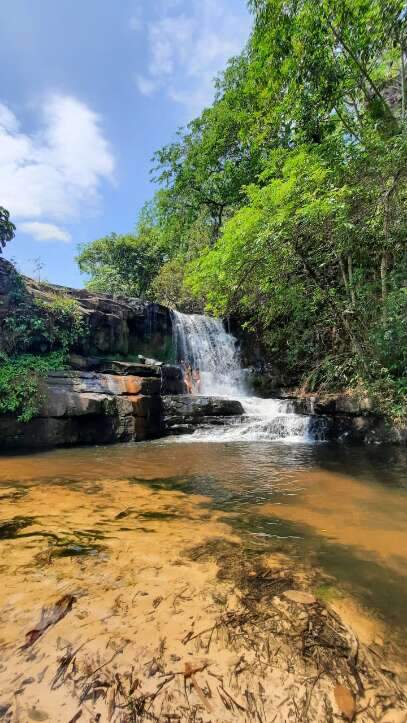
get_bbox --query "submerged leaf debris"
[0,471,405,722]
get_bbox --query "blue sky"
[0,0,251,287]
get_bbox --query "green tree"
[77,230,167,298]
[152,56,262,241]
[0,207,16,253]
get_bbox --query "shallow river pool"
[0,439,406,721]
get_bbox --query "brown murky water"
[0,440,406,721]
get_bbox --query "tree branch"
[328,19,398,126]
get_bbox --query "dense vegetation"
[77,1,405,417]
[0,207,15,253]
[0,267,85,420]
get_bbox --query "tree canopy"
[78,0,407,416]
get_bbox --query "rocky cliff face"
[289,392,407,444]
[0,363,164,450]
[0,260,247,451]
[1,259,404,448]
[0,366,246,450]
[0,258,173,359]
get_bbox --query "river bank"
[0,442,406,722]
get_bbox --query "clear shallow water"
[1,439,406,640]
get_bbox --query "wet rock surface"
[163,395,244,435]
[160,364,185,395]
[286,393,407,444]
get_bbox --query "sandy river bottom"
[0,440,406,721]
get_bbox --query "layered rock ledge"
[163,395,244,435]
[0,366,245,450]
[0,258,172,359]
[0,365,166,451]
[286,392,407,444]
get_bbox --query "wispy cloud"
[133,0,250,118]
[0,95,114,241]
[135,75,157,96]
[19,221,72,243]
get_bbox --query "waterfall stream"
[171,310,245,397]
[171,310,323,442]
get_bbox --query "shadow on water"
[0,517,36,539]
[306,443,407,489]
[132,464,407,638]
[226,510,407,636]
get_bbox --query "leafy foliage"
[0,207,15,253]
[0,269,86,421]
[3,291,85,357]
[0,352,66,422]
[77,224,168,298]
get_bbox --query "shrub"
[0,352,66,422]
[2,289,85,356]
[0,270,86,422]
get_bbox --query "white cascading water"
[171,311,321,442]
[171,311,246,397]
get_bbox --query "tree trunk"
[347,254,356,307]
[380,251,390,326]
[339,256,348,291]
[401,41,406,123]
[292,238,371,376]
[328,20,397,126]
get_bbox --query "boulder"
[128,395,163,440]
[95,360,161,377]
[281,392,407,443]
[127,394,161,417]
[163,395,244,419]
[38,389,110,418]
[0,416,79,449]
[162,395,244,435]
[161,364,185,395]
[68,355,161,377]
[288,393,375,417]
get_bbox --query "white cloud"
[134,0,250,117]
[19,221,72,243]
[136,75,157,96]
[0,103,20,133]
[0,94,114,241]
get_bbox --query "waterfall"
[171,310,246,396]
[171,310,324,443]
